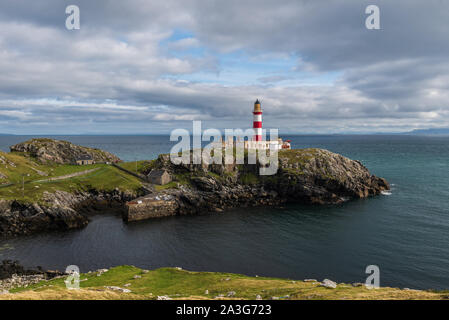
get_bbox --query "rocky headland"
[0,139,146,238]
[125,148,389,221]
[0,139,389,237]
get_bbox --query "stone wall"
[125,193,179,221]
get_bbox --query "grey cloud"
[2,0,448,68]
[0,0,448,133]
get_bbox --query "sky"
[0,0,449,134]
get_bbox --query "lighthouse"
[218,99,291,150]
[253,99,262,141]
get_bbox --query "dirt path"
[35,168,100,183]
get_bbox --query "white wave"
[381,191,392,196]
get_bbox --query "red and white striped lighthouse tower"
[253,99,263,141]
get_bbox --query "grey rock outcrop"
[0,147,390,236]
[10,138,121,164]
[0,260,64,291]
[125,148,390,221]
[0,189,139,238]
[320,279,337,289]
[105,286,131,293]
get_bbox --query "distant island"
[405,128,449,135]
[0,138,389,238]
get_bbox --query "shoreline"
[0,140,389,238]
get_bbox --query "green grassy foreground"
[1,266,447,300]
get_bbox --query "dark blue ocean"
[0,135,448,290]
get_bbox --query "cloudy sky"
[0,0,448,134]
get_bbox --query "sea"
[0,134,448,290]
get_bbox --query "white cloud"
[0,0,448,133]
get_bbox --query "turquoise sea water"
[0,135,448,290]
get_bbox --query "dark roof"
[75,155,93,161]
[148,169,169,177]
[255,99,260,104]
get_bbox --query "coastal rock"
[0,274,46,290]
[1,144,390,236]
[105,286,131,293]
[10,138,121,164]
[320,279,337,289]
[0,260,65,290]
[96,269,109,276]
[125,148,390,222]
[0,155,15,167]
[0,189,138,238]
[352,283,364,287]
[191,176,222,192]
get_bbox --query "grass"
[117,160,154,175]
[0,152,144,203]
[278,148,321,165]
[154,181,179,191]
[239,172,259,185]
[1,266,447,300]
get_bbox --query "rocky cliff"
[125,148,389,221]
[0,143,389,236]
[10,138,121,164]
[0,189,140,238]
[1,138,146,238]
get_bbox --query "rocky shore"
[125,148,389,221]
[0,138,389,237]
[0,260,64,293]
[0,189,141,238]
